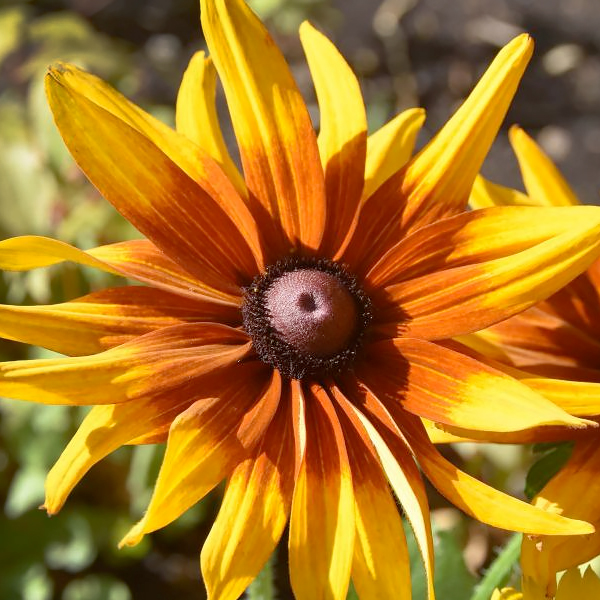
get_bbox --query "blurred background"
[0,0,599,598]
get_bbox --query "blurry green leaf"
[4,465,45,518]
[45,513,97,572]
[0,7,27,66]
[345,581,359,600]
[470,533,522,600]
[246,555,276,600]
[405,521,477,600]
[126,444,164,516]
[62,574,131,600]
[525,442,573,500]
[21,564,53,600]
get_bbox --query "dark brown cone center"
[264,269,359,357]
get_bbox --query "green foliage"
[247,556,277,600]
[525,442,573,500]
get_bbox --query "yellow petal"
[175,51,246,197]
[0,323,249,405]
[401,414,595,536]
[344,34,533,271]
[46,68,260,291]
[201,389,294,600]
[120,366,278,547]
[359,338,589,434]
[522,439,600,588]
[47,63,263,269]
[201,0,326,256]
[363,108,425,201]
[491,588,523,600]
[510,126,580,206]
[556,567,600,600]
[289,384,354,600]
[469,174,532,209]
[300,21,367,257]
[0,286,237,356]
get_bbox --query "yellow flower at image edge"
[492,566,600,600]
[0,1,600,599]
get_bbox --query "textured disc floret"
[242,257,372,379]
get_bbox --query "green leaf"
[525,442,573,500]
[470,533,522,600]
[246,555,276,600]
[404,520,477,600]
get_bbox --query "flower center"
[242,258,372,379]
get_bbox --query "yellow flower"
[491,567,600,600]
[1,2,600,599]
[466,129,600,595]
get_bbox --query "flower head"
[1,2,600,599]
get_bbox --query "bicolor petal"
[289,384,354,600]
[300,21,367,257]
[201,0,326,256]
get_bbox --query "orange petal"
[0,286,239,356]
[362,108,425,201]
[344,34,533,271]
[175,51,246,197]
[201,387,294,600]
[0,323,250,405]
[510,126,580,207]
[46,66,260,291]
[358,338,589,433]
[374,206,600,339]
[44,360,266,514]
[201,0,326,256]
[521,438,600,591]
[47,62,262,268]
[399,413,595,536]
[299,21,367,257]
[334,378,436,600]
[120,366,280,547]
[288,383,354,600]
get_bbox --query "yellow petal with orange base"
[120,367,279,548]
[201,0,326,256]
[201,390,294,600]
[46,70,260,291]
[300,21,367,257]
[289,384,355,600]
[363,108,425,201]
[344,34,533,271]
[360,338,590,434]
[0,323,249,405]
[331,388,412,600]
[400,414,595,536]
[175,51,246,197]
[0,286,237,356]
[510,126,580,206]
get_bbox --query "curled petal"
[201,0,326,256]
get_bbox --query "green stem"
[470,533,522,600]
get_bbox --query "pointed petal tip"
[118,525,144,549]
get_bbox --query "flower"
[491,566,600,600]
[1,2,600,599]
[465,128,600,596]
